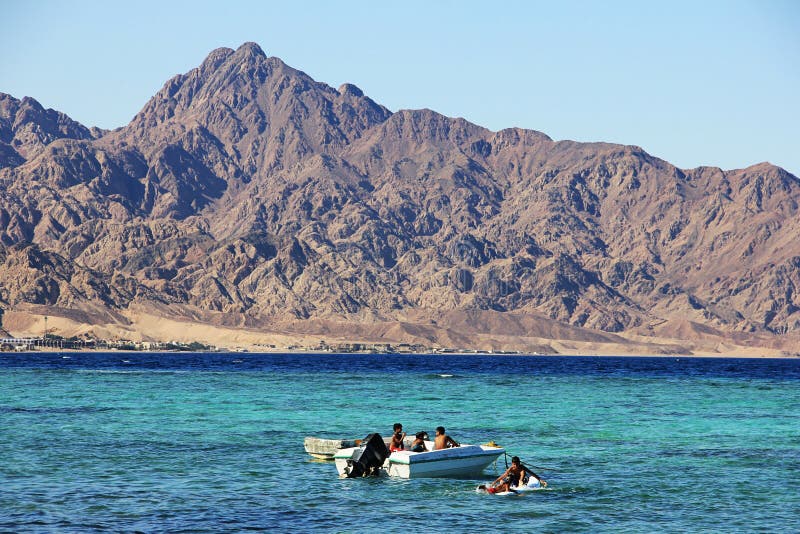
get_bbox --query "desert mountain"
[1,42,799,354]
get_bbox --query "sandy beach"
[4,307,797,358]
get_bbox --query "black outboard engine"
[343,433,390,478]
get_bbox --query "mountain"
[1,42,798,355]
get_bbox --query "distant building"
[0,337,38,351]
[134,341,164,351]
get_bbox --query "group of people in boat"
[387,422,547,493]
[388,423,459,453]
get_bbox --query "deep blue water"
[4,351,800,378]
[1,353,799,532]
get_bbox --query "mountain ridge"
[1,42,799,354]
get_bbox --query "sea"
[1,352,799,532]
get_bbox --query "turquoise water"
[1,353,799,531]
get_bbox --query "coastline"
[13,345,799,359]
[3,307,798,359]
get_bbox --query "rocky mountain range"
[1,42,799,354]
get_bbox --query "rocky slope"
[1,42,799,353]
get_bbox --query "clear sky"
[2,0,798,175]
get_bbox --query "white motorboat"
[334,436,504,479]
[304,435,414,460]
[304,436,363,460]
[385,443,504,478]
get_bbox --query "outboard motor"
[343,433,390,478]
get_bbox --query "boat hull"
[387,445,504,479]
[334,443,504,479]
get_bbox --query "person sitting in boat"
[410,431,428,452]
[434,426,459,449]
[389,423,406,452]
[489,456,547,492]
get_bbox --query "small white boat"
[385,443,504,478]
[305,435,414,460]
[334,438,504,479]
[304,436,362,460]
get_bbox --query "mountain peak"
[20,96,45,112]
[0,92,95,163]
[117,41,391,174]
[198,42,266,73]
[235,41,266,58]
[338,83,364,98]
[741,161,796,178]
[199,47,235,73]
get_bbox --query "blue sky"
[2,0,798,175]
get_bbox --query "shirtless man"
[488,456,546,493]
[434,426,459,450]
[389,423,406,452]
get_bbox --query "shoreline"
[7,346,799,359]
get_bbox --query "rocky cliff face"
[0,93,102,166]
[1,42,799,347]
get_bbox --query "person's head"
[436,426,445,436]
[393,423,403,432]
[511,456,521,466]
[415,431,426,440]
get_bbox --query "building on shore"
[0,337,38,351]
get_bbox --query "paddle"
[499,452,552,488]
[502,451,561,472]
